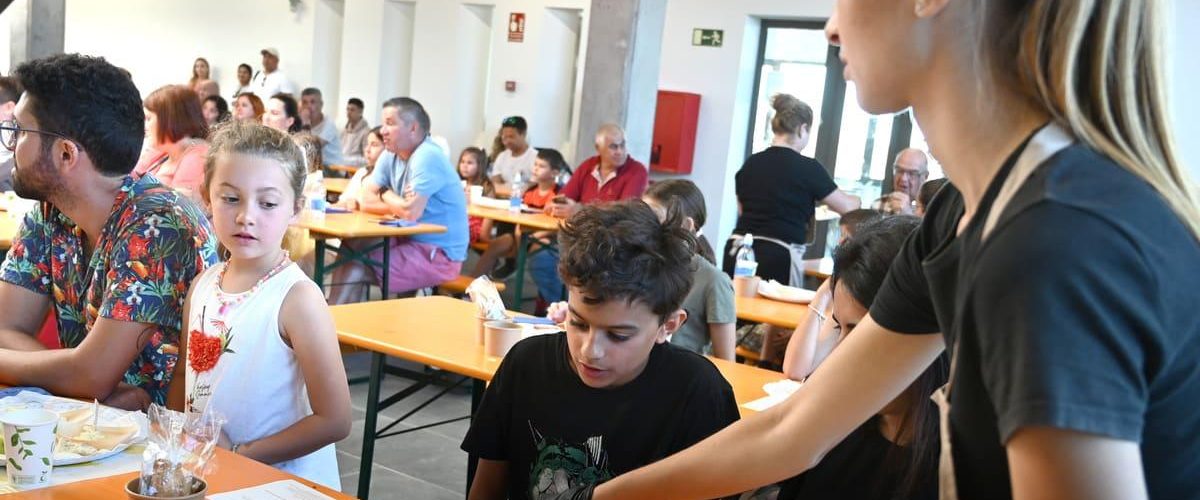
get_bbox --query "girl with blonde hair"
[584,1,1200,499]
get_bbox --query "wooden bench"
[438,275,506,295]
[736,345,762,365]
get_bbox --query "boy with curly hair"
[461,201,740,500]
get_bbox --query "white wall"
[338,0,590,159]
[61,0,334,101]
[657,0,835,245]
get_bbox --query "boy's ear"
[656,309,687,344]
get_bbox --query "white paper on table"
[208,479,335,499]
[741,379,803,412]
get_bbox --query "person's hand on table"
[546,301,569,324]
[102,382,151,411]
[545,197,578,218]
[337,198,360,211]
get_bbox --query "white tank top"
[184,262,340,490]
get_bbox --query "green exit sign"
[692,28,723,47]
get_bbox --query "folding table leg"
[357,352,386,499]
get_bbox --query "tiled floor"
[336,353,473,499]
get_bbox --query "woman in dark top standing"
[589,0,1200,499]
[723,94,859,286]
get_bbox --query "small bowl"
[125,477,208,500]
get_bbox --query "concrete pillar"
[8,0,64,67]
[572,0,666,166]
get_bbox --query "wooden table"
[294,210,446,298]
[804,257,833,279]
[331,296,786,498]
[735,295,809,330]
[324,177,349,195]
[466,204,562,310]
[9,448,351,499]
[326,164,362,176]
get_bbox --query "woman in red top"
[134,85,209,200]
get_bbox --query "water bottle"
[305,171,327,221]
[734,234,758,278]
[509,171,524,212]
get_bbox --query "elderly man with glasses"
[0,54,217,410]
[876,148,929,215]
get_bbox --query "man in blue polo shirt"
[328,97,467,303]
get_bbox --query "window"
[746,21,932,257]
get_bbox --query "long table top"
[7,447,352,499]
[294,210,447,239]
[735,295,808,330]
[331,296,788,415]
[323,177,349,195]
[467,204,562,232]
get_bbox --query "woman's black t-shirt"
[733,146,838,244]
[870,140,1200,499]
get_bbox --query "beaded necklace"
[215,251,291,316]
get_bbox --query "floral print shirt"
[0,175,218,405]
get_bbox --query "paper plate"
[757,280,817,304]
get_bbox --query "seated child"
[782,208,884,380]
[170,121,351,489]
[775,215,943,500]
[337,126,385,210]
[459,146,496,244]
[462,201,740,499]
[470,148,571,278]
[643,180,736,360]
[916,178,948,217]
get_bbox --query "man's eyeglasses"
[0,120,78,152]
[892,165,926,179]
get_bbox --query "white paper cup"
[469,185,484,204]
[484,320,523,358]
[1,409,59,487]
[733,276,761,298]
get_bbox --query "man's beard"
[11,150,63,202]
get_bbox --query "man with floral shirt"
[0,54,217,410]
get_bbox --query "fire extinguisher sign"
[508,13,526,43]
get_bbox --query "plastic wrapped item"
[466,276,508,322]
[137,405,225,497]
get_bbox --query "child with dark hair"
[915,178,948,217]
[462,201,740,500]
[778,215,943,500]
[469,148,570,278]
[837,208,884,244]
[643,180,736,360]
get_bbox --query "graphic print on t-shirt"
[527,421,612,499]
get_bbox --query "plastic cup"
[1,408,59,487]
[483,320,523,358]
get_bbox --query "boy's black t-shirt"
[870,139,1200,499]
[733,146,838,244]
[461,333,740,500]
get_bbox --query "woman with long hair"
[588,1,1200,499]
[201,95,230,127]
[135,85,209,197]
[188,57,210,91]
